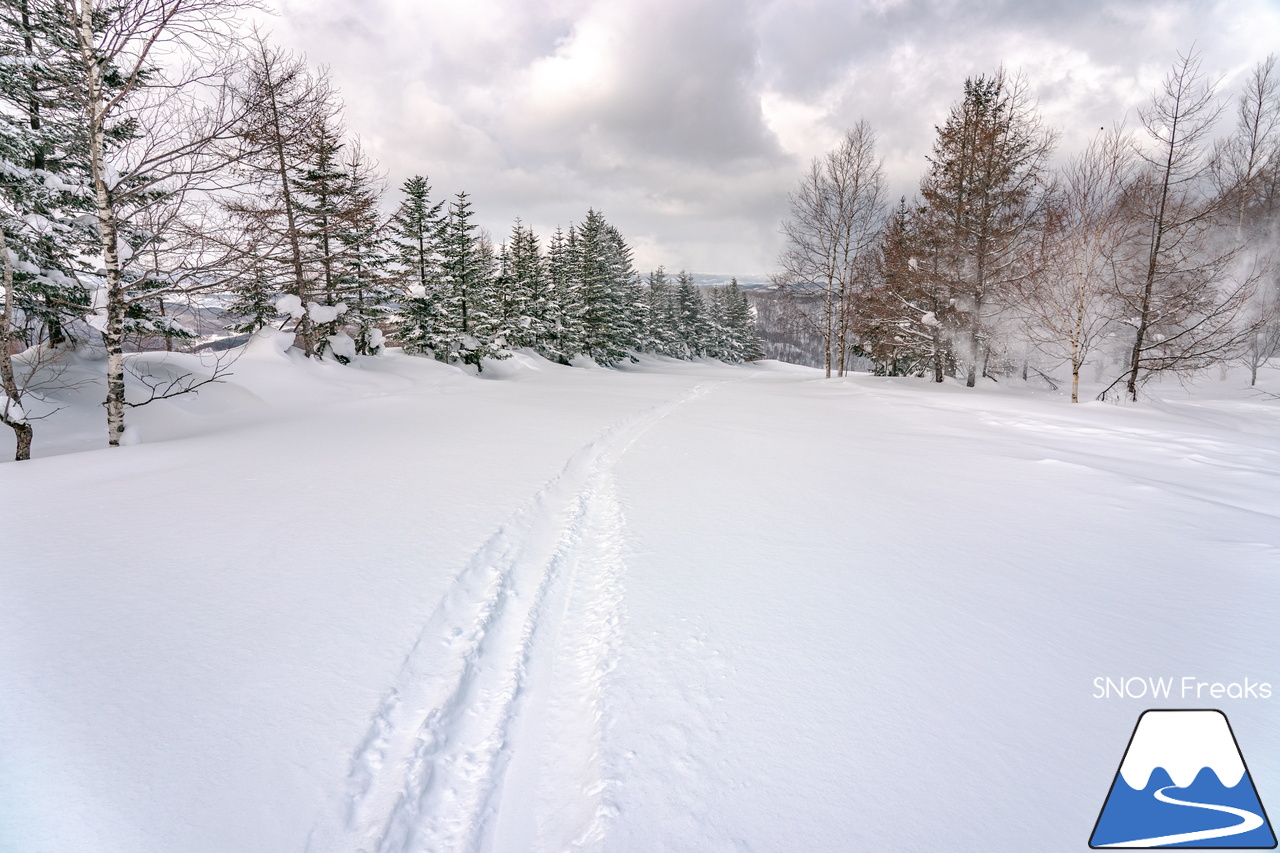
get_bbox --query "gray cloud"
[257,0,1280,273]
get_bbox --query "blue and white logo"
[1090,709,1276,848]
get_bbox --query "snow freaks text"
[1093,677,1273,700]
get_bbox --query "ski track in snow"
[306,382,722,853]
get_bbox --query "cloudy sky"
[255,0,1280,275]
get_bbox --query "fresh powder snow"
[1,340,1278,852]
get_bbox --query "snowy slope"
[2,342,1278,852]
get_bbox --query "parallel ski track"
[308,382,721,853]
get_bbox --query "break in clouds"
[267,0,1277,273]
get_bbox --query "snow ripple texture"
[307,383,719,853]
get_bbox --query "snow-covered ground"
[2,336,1278,852]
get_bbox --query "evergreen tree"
[390,174,446,356]
[292,116,352,355]
[497,220,549,350]
[576,209,638,364]
[920,69,1053,386]
[542,225,583,362]
[334,144,393,356]
[224,266,276,334]
[704,286,729,359]
[856,198,954,379]
[642,267,679,355]
[722,279,764,361]
[673,270,709,358]
[433,192,503,369]
[0,0,93,348]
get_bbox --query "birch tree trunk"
[71,0,128,445]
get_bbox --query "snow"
[1,351,1278,853]
[308,301,347,323]
[0,396,24,423]
[115,233,133,264]
[84,280,110,331]
[325,331,357,362]
[275,294,305,319]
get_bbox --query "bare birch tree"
[52,0,256,446]
[777,120,886,377]
[1021,129,1138,401]
[1214,55,1280,238]
[1215,55,1280,384]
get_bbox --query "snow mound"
[325,332,357,362]
[242,327,297,359]
[275,294,305,319]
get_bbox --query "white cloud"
[252,0,1280,274]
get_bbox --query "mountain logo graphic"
[1090,709,1276,848]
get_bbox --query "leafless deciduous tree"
[221,34,338,357]
[1020,129,1138,401]
[776,120,886,377]
[1215,55,1280,384]
[54,0,257,446]
[1110,50,1260,400]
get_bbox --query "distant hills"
[688,274,774,290]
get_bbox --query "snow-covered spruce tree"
[489,220,547,351]
[721,278,764,362]
[224,34,338,356]
[920,69,1054,387]
[0,0,93,458]
[291,115,355,359]
[540,225,583,362]
[575,209,640,364]
[704,285,729,359]
[389,174,445,355]
[54,0,253,446]
[434,192,503,369]
[333,142,393,357]
[641,266,679,356]
[672,269,708,358]
[619,253,648,356]
[0,0,93,350]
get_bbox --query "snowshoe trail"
[308,382,720,853]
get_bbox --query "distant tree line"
[0,1,761,460]
[776,52,1280,402]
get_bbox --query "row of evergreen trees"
[216,40,761,369]
[230,153,764,369]
[388,188,762,368]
